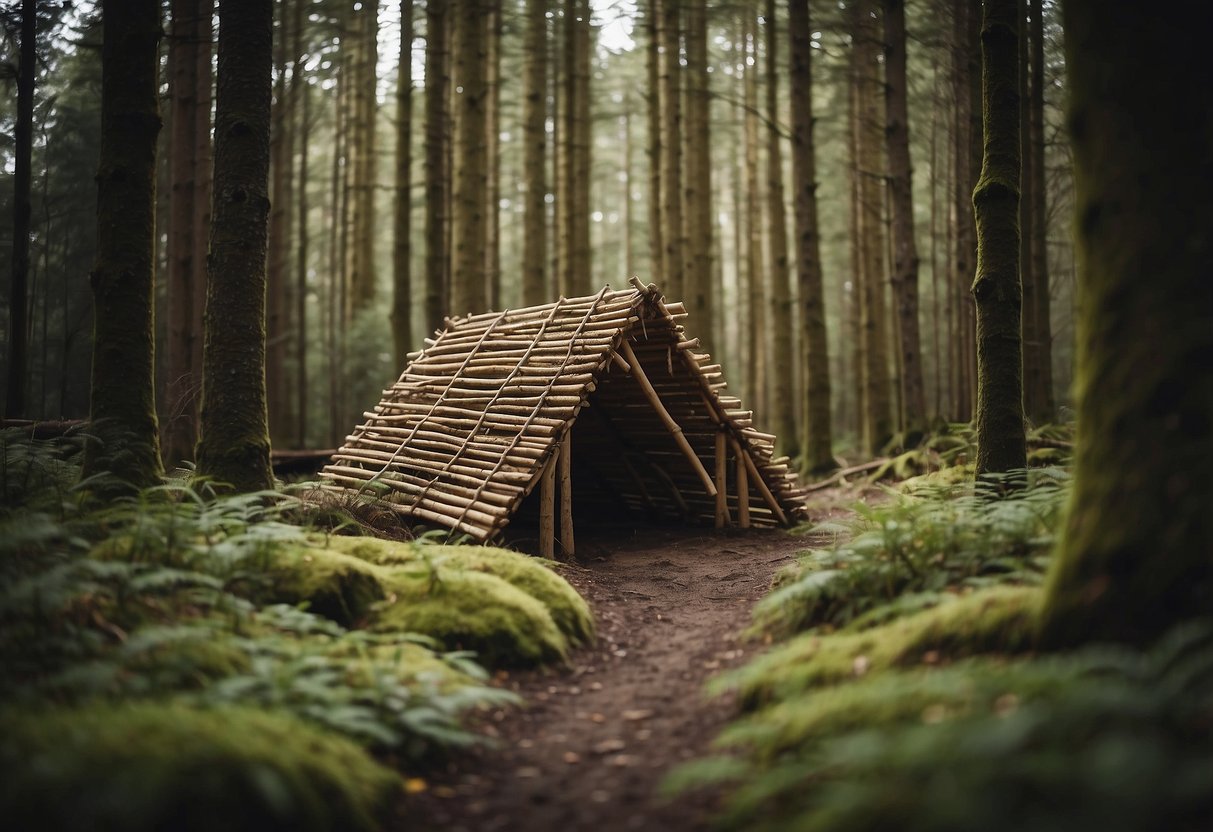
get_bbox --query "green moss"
[324,537,594,646]
[0,702,397,832]
[260,547,387,627]
[725,586,1040,706]
[372,568,568,667]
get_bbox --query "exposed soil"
[392,478,862,831]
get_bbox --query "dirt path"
[404,527,811,831]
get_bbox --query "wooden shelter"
[321,280,807,556]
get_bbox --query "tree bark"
[348,1,378,312]
[392,0,414,368]
[164,0,213,465]
[83,0,165,489]
[521,0,548,306]
[267,0,293,445]
[682,0,711,345]
[790,0,834,474]
[450,0,488,314]
[764,0,795,458]
[294,46,310,447]
[1028,0,1053,422]
[883,0,926,439]
[1040,1,1213,646]
[645,0,663,283]
[659,0,684,299]
[424,0,450,331]
[971,0,1026,476]
[196,0,274,492]
[6,0,35,419]
[742,6,765,417]
[485,0,502,309]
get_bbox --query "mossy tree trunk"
[196,0,274,493]
[1039,2,1213,646]
[790,0,834,474]
[82,0,164,490]
[883,0,926,440]
[971,0,1026,476]
[521,0,547,306]
[391,0,413,368]
[424,0,449,332]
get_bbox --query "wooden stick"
[559,429,574,559]
[540,448,557,559]
[742,450,788,525]
[715,429,729,528]
[619,339,717,497]
[734,438,750,528]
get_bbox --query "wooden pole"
[742,450,788,525]
[540,446,558,558]
[734,438,750,528]
[559,429,574,558]
[715,428,729,528]
[619,339,718,497]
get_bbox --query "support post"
[620,339,717,497]
[715,428,729,528]
[559,429,574,558]
[540,446,558,558]
[742,449,788,525]
[734,438,750,528]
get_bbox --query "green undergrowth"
[676,461,1213,830]
[0,702,399,832]
[755,468,1067,639]
[0,430,595,830]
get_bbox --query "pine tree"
[5,0,35,418]
[424,0,450,331]
[82,0,165,489]
[521,0,547,305]
[392,0,414,368]
[196,0,274,492]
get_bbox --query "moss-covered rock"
[0,702,398,832]
[371,567,569,667]
[259,547,387,626]
[725,586,1040,706]
[323,536,594,647]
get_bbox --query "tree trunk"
[742,6,765,417]
[521,0,547,306]
[164,0,212,466]
[392,0,414,368]
[196,0,274,493]
[971,0,1025,476]
[1040,1,1213,646]
[424,0,450,332]
[855,0,892,454]
[659,0,684,298]
[571,0,593,295]
[451,0,487,315]
[6,0,35,419]
[485,0,502,309]
[682,0,711,345]
[763,0,795,457]
[789,0,834,473]
[646,0,663,282]
[294,61,310,446]
[951,0,980,422]
[883,0,926,439]
[348,1,378,312]
[1017,0,1038,424]
[267,0,293,445]
[82,0,164,489]
[1028,0,1053,422]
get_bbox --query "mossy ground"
[0,702,398,832]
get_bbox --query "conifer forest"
[0,0,1210,829]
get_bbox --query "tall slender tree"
[348,0,379,312]
[789,0,834,473]
[392,0,414,368]
[883,0,926,439]
[424,0,450,332]
[1027,0,1053,422]
[645,0,663,282]
[266,0,293,444]
[164,0,213,465]
[1039,0,1213,647]
[659,0,684,298]
[485,0,502,308]
[450,0,488,314]
[971,0,1025,476]
[196,0,274,492]
[521,0,548,305]
[742,6,765,414]
[82,0,164,488]
[682,0,711,342]
[6,0,35,418]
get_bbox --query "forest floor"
[402,486,868,832]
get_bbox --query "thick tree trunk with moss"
[424,0,449,333]
[391,0,413,369]
[971,0,1025,476]
[883,0,926,440]
[82,0,165,489]
[1039,3,1213,646]
[521,0,547,306]
[790,0,834,474]
[196,0,274,493]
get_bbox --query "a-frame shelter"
[321,280,807,556]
